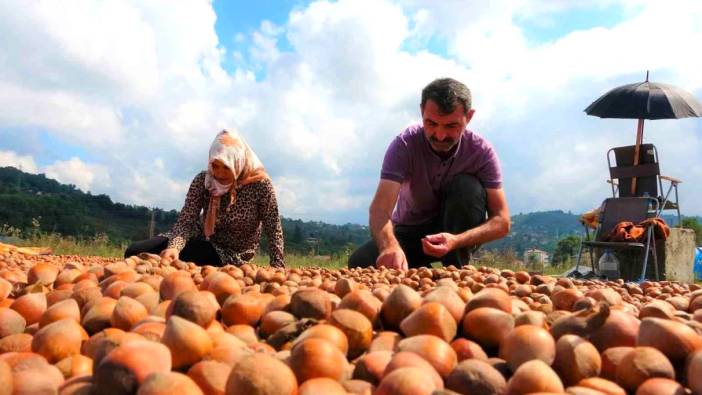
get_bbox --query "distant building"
[524,248,550,266]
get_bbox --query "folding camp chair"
[607,144,681,226]
[574,197,660,282]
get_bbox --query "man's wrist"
[372,227,399,253]
[449,232,467,251]
[378,239,401,254]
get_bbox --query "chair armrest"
[660,175,682,184]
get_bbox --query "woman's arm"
[259,179,285,267]
[166,172,206,252]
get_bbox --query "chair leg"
[575,243,584,274]
[652,236,659,281]
[674,184,681,227]
[660,184,674,217]
[639,227,653,282]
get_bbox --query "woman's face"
[211,159,234,184]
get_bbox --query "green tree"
[291,224,303,243]
[682,218,702,245]
[552,235,581,265]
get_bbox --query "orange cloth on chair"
[640,217,670,240]
[607,222,646,242]
[606,218,670,242]
[579,207,601,229]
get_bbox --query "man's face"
[421,99,475,153]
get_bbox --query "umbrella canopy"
[585,81,702,120]
[585,73,702,195]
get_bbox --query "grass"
[253,253,350,269]
[1,223,123,257]
[473,255,576,277]
[2,223,574,274]
[2,224,350,265]
[256,251,577,274]
[9,232,127,257]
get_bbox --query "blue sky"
[213,0,303,74]
[1,0,701,225]
[518,3,635,44]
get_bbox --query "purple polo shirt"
[381,124,503,225]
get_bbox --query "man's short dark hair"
[421,78,472,115]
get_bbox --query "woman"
[124,129,285,267]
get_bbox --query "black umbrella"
[585,77,702,119]
[585,71,702,193]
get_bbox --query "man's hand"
[422,233,457,258]
[376,246,408,271]
[369,179,406,271]
[160,248,179,261]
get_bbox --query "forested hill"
[483,210,584,253]
[3,166,695,255]
[0,166,180,243]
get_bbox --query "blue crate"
[695,247,702,281]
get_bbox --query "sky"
[1,0,701,225]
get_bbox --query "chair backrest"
[596,197,657,241]
[608,144,661,198]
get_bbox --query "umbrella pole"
[631,118,645,194]
[631,71,649,195]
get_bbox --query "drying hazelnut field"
[2,248,702,395]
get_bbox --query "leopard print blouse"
[161,171,285,267]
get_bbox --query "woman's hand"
[160,248,179,261]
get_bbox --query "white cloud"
[0,1,160,102]
[1,0,701,226]
[0,150,38,173]
[0,151,189,210]
[115,166,190,209]
[0,83,124,146]
[249,21,283,67]
[44,157,110,193]
[274,175,371,223]
[0,151,112,194]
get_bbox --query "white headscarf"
[203,129,268,239]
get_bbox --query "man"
[349,78,510,270]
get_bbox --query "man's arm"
[422,187,511,256]
[369,179,408,270]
